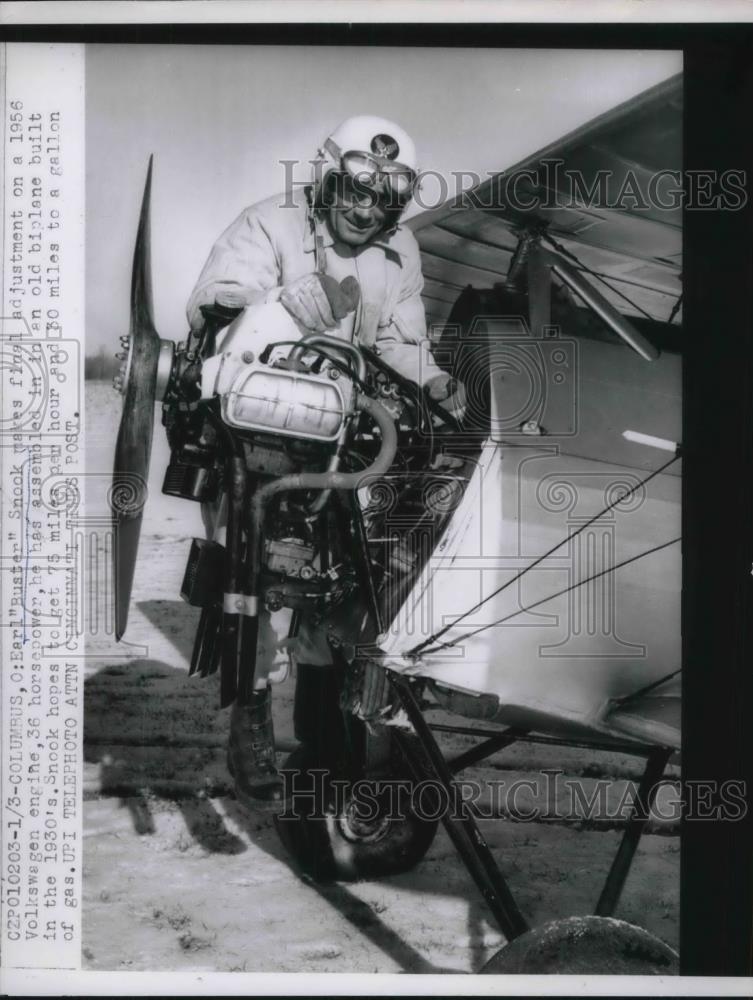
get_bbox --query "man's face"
[325,172,390,246]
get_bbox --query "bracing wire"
[416,536,681,656]
[408,451,680,656]
[611,667,682,707]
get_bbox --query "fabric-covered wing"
[409,74,682,330]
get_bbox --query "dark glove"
[280,273,361,332]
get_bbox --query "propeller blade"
[112,156,161,640]
[131,155,156,341]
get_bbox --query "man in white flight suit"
[187,115,462,806]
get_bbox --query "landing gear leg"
[388,672,529,942]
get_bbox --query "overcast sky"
[86,44,681,353]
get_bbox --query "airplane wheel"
[273,744,438,883]
[480,915,679,974]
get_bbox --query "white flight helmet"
[312,114,419,218]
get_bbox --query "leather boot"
[228,688,283,805]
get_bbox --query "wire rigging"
[610,667,682,707]
[408,451,680,656]
[417,536,681,656]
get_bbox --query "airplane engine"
[109,163,395,707]
[154,310,377,700]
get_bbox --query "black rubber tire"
[480,915,679,975]
[273,743,438,883]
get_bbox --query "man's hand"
[280,273,360,332]
[425,373,467,417]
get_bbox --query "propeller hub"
[113,334,175,401]
[155,339,176,401]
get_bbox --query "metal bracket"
[223,592,259,617]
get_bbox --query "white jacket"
[187,186,444,386]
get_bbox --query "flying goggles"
[323,137,417,203]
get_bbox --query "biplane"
[112,73,683,973]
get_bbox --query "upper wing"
[409,74,683,330]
